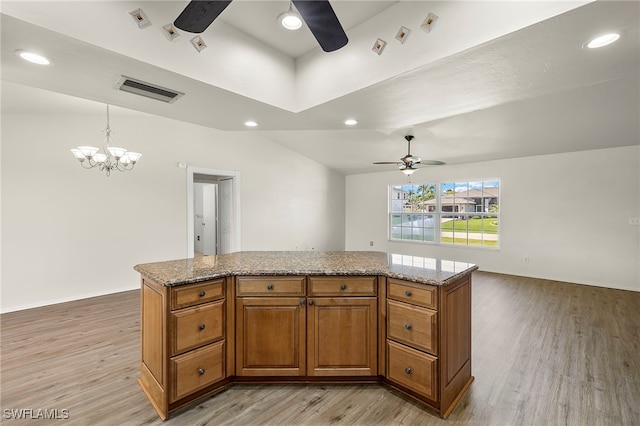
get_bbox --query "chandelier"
[70,105,142,177]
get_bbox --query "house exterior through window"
[389,180,499,248]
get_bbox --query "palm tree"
[417,184,435,201]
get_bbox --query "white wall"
[1,106,345,312]
[346,146,640,292]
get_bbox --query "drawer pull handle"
[405,323,412,330]
[340,284,347,290]
[405,290,412,297]
[198,368,205,375]
[308,300,314,306]
[199,290,206,297]
[267,284,274,290]
[199,324,206,331]
[405,367,412,375]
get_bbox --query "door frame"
[187,166,241,258]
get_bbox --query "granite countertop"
[134,251,478,287]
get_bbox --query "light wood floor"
[1,272,639,425]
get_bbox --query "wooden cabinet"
[236,276,306,297]
[235,276,378,377]
[139,268,473,421]
[387,340,437,400]
[387,299,437,354]
[139,277,229,420]
[307,297,377,376]
[384,276,472,418]
[170,340,225,401]
[170,300,224,355]
[236,297,306,376]
[235,276,306,376]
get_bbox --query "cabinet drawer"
[170,340,225,402]
[387,340,437,401]
[171,300,225,355]
[171,279,224,310]
[388,279,438,310]
[237,276,306,296]
[387,300,437,355]
[308,276,376,296]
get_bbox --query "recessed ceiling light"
[244,120,258,127]
[586,33,620,49]
[344,119,358,126]
[15,50,51,65]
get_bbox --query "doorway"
[193,181,217,256]
[187,167,241,258]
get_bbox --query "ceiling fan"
[373,135,445,175]
[173,0,348,52]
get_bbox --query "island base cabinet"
[384,275,472,418]
[236,297,306,376]
[139,277,228,420]
[307,297,377,376]
[138,269,474,421]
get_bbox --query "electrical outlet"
[370,241,374,247]
[629,217,640,226]
[523,256,529,263]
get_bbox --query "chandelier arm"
[83,158,100,169]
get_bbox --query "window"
[390,184,437,243]
[389,180,499,248]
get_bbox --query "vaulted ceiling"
[1,1,638,175]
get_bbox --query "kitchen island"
[135,251,477,420]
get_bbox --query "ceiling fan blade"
[373,161,401,165]
[174,1,232,33]
[417,160,446,166]
[292,0,348,52]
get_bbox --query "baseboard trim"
[1,285,139,314]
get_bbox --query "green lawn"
[440,237,499,247]
[441,218,498,233]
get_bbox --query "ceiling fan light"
[278,4,302,31]
[400,164,417,175]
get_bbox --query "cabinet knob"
[300,299,306,305]
[198,368,205,375]
[199,290,206,297]
[405,367,412,375]
[267,284,274,290]
[308,300,314,306]
[340,284,347,290]
[404,323,412,330]
[405,290,412,297]
[199,324,206,331]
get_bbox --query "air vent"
[114,76,184,103]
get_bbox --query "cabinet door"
[236,297,306,376]
[307,297,377,376]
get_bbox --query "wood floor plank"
[1,272,639,425]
